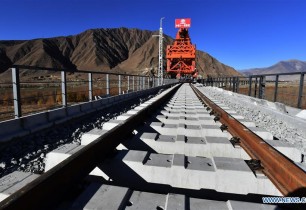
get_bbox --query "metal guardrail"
[200,72,306,109]
[0,65,178,121]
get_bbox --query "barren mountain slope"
[241,60,306,75]
[0,28,240,78]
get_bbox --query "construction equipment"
[166,18,197,79]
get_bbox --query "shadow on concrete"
[85,150,283,206]
[121,123,160,153]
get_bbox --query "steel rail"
[190,84,306,197]
[0,84,181,210]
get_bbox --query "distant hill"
[240,60,306,77]
[0,28,240,81]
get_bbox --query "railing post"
[297,73,304,108]
[254,77,258,98]
[88,73,93,101]
[147,77,150,89]
[229,77,232,90]
[248,76,252,96]
[12,67,22,118]
[127,76,130,92]
[259,76,266,99]
[106,74,110,95]
[221,77,224,88]
[143,77,145,90]
[236,77,240,92]
[274,75,279,102]
[61,71,67,107]
[132,76,135,92]
[232,77,235,92]
[118,75,121,95]
[140,76,142,90]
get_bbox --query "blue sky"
[1,0,305,70]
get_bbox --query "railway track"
[0,83,305,210]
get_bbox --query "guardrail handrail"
[200,71,305,109]
[12,65,143,77]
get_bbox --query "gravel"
[0,90,163,178]
[201,86,306,160]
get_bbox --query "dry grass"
[226,81,306,109]
[0,78,148,121]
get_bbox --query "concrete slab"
[205,136,250,159]
[111,150,281,195]
[66,104,83,119]
[80,102,93,113]
[44,144,84,172]
[201,125,230,138]
[264,140,302,162]
[71,183,130,210]
[0,171,39,201]
[48,107,67,124]
[213,157,281,195]
[126,191,167,210]
[177,124,203,137]
[160,110,210,118]
[231,114,246,120]
[149,122,178,136]
[126,110,139,115]
[22,112,53,133]
[133,106,146,111]
[0,118,29,143]
[155,115,217,126]
[166,193,185,210]
[44,143,113,180]
[190,198,228,210]
[91,99,102,109]
[296,109,306,120]
[81,128,108,145]
[237,119,256,127]
[145,153,173,168]
[249,127,274,140]
[70,182,282,210]
[123,150,147,163]
[103,120,123,130]
[139,133,250,158]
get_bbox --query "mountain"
[0,28,240,80]
[240,60,306,76]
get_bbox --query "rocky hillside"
[240,60,306,80]
[0,28,240,78]
[240,60,306,75]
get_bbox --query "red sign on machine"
[175,18,191,28]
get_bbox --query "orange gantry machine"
[166,18,197,79]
